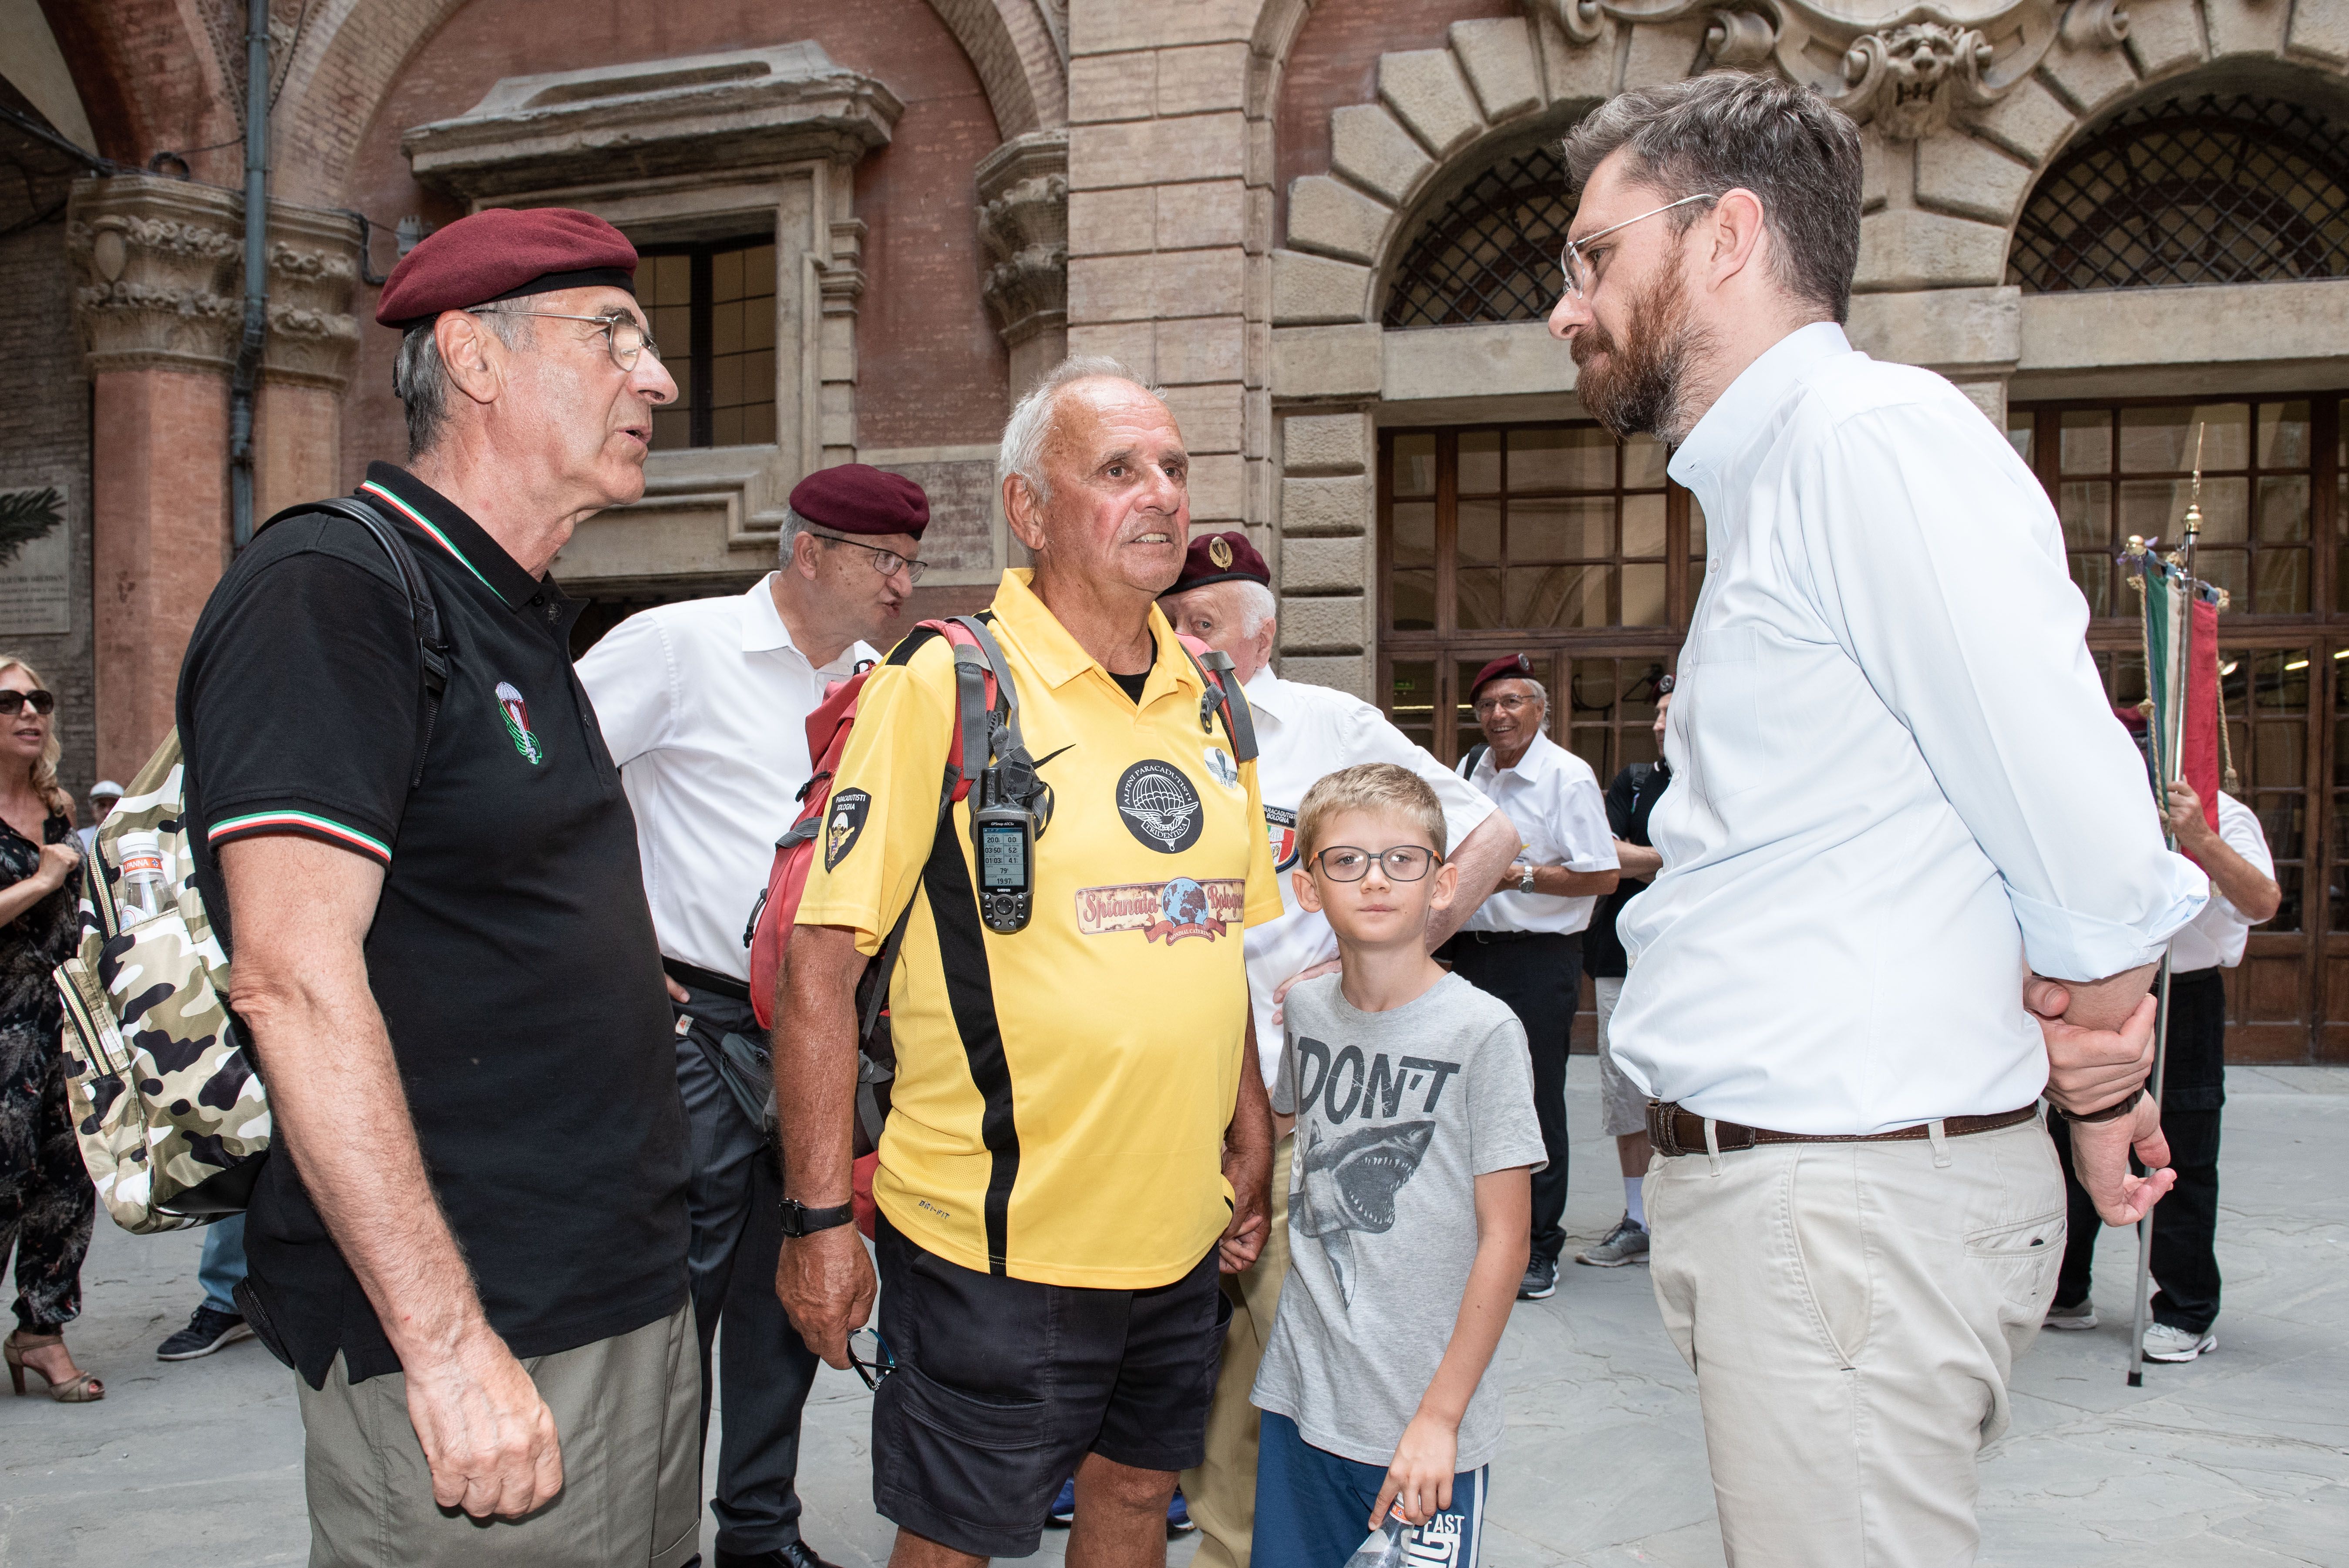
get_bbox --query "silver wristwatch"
[1516,864,1536,894]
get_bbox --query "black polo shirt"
[1584,760,1672,981]
[177,461,688,1388]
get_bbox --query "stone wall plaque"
[869,456,1000,577]
[0,484,71,636]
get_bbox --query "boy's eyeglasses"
[0,689,56,717]
[1311,845,1443,883]
[848,1327,895,1390]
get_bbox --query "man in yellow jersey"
[776,357,1284,1568]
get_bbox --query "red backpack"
[744,614,1256,1166]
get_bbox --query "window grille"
[1383,146,1577,329]
[2009,95,2349,293]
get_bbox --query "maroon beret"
[791,464,929,538]
[1162,530,1270,596]
[376,208,638,328]
[1469,653,1537,699]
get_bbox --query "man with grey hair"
[578,462,927,1568]
[1445,653,1617,1303]
[774,357,1283,1568]
[1158,530,1518,1568]
[1550,72,2205,1561]
[176,206,703,1562]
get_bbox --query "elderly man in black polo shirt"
[177,209,697,1565]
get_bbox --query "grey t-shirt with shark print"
[1254,971,1545,1470]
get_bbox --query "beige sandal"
[6,1329,105,1402]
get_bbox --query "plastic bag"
[1344,1518,1410,1568]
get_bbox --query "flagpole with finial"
[2126,421,2204,1388]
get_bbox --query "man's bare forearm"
[1612,839,1662,879]
[774,924,866,1205]
[1427,812,1517,950]
[2047,962,2161,1033]
[222,838,486,1363]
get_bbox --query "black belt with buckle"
[1646,1100,2039,1157]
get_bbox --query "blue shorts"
[1251,1411,1487,1568]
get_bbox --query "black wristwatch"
[2058,1086,2145,1124]
[779,1198,857,1238]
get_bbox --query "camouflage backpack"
[52,497,448,1233]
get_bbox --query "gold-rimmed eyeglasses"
[810,528,929,586]
[468,308,661,372]
[1558,192,1723,300]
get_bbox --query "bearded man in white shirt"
[1547,74,2208,1564]
[577,463,929,1568]
[1156,529,1518,1568]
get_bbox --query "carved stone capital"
[67,174,364,389]
[975,129,1068,351]
[262,202,364,391]
[67,175,244,377]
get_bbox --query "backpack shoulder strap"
[261,496,451,788]
[1459,742,1489,780]
[1171,635,1258,765]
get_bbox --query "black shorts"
[870,1211,1230,1558]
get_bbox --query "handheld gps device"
[973,799,1035,933]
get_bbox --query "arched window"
[1383,145,1575,329]
[2009,94,2349,293]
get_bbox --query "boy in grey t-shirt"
[1251,764,1545,1567]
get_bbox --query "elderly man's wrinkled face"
[489,285,678,508]
[1019,378,1190,596]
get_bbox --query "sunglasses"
[0,689,56,717]
[848,1327,895,1390]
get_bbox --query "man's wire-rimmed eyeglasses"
[810,528,929,585]
[467,308,660,372]
[848,1328,895,1390]
[1311,845,1444,883]
[1558,192,1723,300]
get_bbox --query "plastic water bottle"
[117,830,169,925]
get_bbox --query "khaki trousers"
[1648,1116,2063,1568]
[1182,1132,1293,1568]
[297,1303,703,1568]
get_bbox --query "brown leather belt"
[1646,1100,2039,1158]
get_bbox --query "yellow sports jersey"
[796,570,1284,1287]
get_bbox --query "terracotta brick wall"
[1274,0,1517,242]
[335,0,1011,485]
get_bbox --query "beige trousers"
[297,1303,703,1568]
[1181,1132,1293,1568]
[1648,1115,2063,1568]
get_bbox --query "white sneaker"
[2141,1322,2217,1362]
[2042,1299,2097,1331]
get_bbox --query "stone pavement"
[5,1062,2345,1567]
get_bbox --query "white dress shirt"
[2169,793,2272,972]
[1458,730,1617,938]
[577,575,877,981]
[1612,323,2208,1134]
[1241,669,1498,1084]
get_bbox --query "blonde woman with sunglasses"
[0,654,100,1402]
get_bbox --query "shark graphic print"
[1254,972,1546,1478]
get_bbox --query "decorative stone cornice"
[66,174,363,388]
[975,129,1068,350]
[1564,0,2122,139]
[402,42,903,203]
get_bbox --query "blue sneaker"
[1167,1489,1196,1536]
[1047,1477,1077,1528]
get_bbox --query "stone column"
[1063,7,1259,532]
[68,174,360,778]
[977,129,1069,406]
